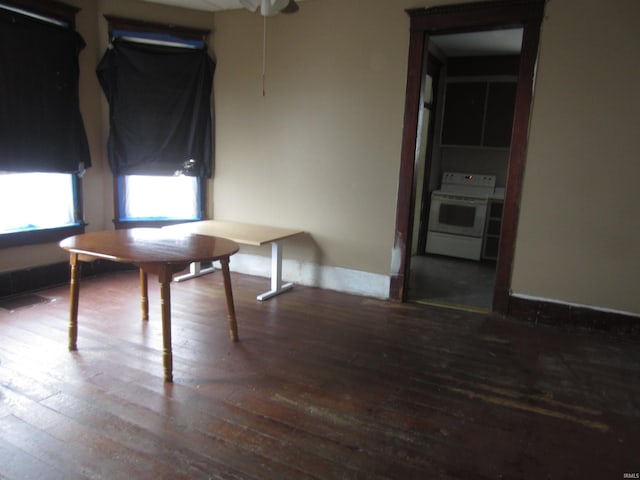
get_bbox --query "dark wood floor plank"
[0,439,70,480]
[40,391,247,480]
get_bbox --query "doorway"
[408,29,523,312]
[389,0,546,315]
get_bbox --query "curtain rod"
[0,2,68,27]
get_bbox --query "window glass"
[120,175,200,221]
[0,172,77,233]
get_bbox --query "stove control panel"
[442,172,496,188]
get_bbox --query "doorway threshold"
[412,298,490,315]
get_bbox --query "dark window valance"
[0,7,90,173]
[97,39,215,177]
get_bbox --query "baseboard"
[0,255,391,300]
[227,252,390,299]
[0,260,136,297]
[508,294,640,337]
[4,259,638,338]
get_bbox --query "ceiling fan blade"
[260,0,288,16]
[240,0,298,16]
[238,0,260,12]
[280,0,299,14]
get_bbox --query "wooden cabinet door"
[441,82,487,146]
[483,82,517,147]
[441,80,517,148]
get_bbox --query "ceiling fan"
[239,0,300,95]
[238,0,299,16]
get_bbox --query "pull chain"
[262,15,267,96]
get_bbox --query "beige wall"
[511,0,640,314]
[1,0,638,316]
[212,0,410,272]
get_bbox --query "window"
[0,1,89,247]
[98,17,213,228]
[0,172,79,232]
[118,175,201,223]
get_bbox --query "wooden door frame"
[389,0,546,314]
[415,53,443,255]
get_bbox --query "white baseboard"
[226,252,390,299]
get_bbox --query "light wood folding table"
[163,220,304,301]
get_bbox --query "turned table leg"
[68,253,80,351]
[140,268,149,321]
[158,269,173,383]
[220,256,239,342]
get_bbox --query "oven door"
[427,192,488,238]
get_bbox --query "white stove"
[426,172,496,260]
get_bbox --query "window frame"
[0,0,86,249]
[104,16,211,230]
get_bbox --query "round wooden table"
[60,228,240,382]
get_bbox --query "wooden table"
[59,228,240,382]
[163,220,304,301]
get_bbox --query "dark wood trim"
[492,15,543,313]
[391,0,546,306]
[389,28,426,301]
[507,296,640,337]
[0,0,80,26]
[407,0,545,32]
[104,14,210,42]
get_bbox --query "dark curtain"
[97,39,215,178]
[0,9,90,173]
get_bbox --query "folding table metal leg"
[173,261,216,282]
[256,241,294,301]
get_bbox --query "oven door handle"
[431,193,488,205]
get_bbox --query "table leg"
[159,272,173,383]
[173,261,216,282]
[68,253,81,351]
[256,241,294,301]
[140,268,149,321]
[220,256,239,342]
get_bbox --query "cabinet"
[482,199,503,260]
[441,81,517,148]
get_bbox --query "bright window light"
[122,175,199,220]
[0,172,77,233]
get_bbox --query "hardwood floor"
[1,270,639,479]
